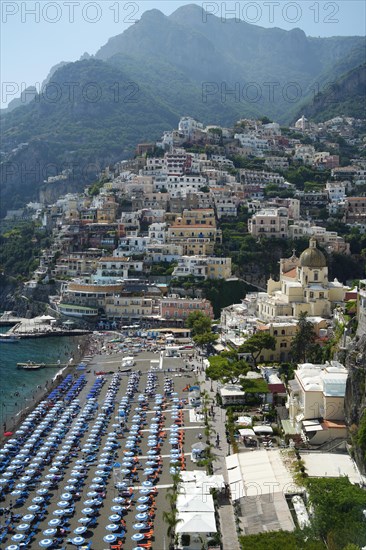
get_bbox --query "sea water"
[0,326,85,430]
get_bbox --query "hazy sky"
[1,0,365,106]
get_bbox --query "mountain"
[0,59,178,217]
[1,4,365,216]
[296,64,366,121]
[1,61,70,113]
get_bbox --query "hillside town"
[1,114,366,549]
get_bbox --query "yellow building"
[258,238,346,320]
[105,295,154,319]
[181,208,216,226]
[254,317,328,362]
[167,223,222,257]
[97,197,118,223]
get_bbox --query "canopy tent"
[177,492,214,513]
[235,416,252,426]
[238,428,256,437]
[179,472,225,493]
[253,425,273,434]
[176,512,217,534]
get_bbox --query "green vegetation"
[0,222,51,280]
[300,63,366,123]
[240,476,366,549]
[164,470,183,548]
[186,311,218,349]
[240,530,325,550]
[354,410,366,464]
[207,355,249,384]
[306,477,366,549]
[238,332,276,370]
[284,166,329,191]
[241,377,269,394]
[290,312,317,363]
[148,261,177,276]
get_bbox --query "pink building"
[160,298,214,320]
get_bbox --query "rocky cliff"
[344,334,366,476]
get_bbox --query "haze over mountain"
[1,3,365,216]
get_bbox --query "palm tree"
[163,510,183,549]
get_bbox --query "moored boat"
[0,335,20,343]
[17,361,45,370]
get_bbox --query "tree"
[238,333,276,370]
[206,356,249,384]
[290,312,316,363]
[186,311,212,336]
[306,477,366,549]
[193,331,218,348]
[162,510,182,549]
[163,470,183,549]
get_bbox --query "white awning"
[253,425,273,434]
[213,343,225,352]
[304,424,323,432]
[226,454,240,470]
[176,512,217,533]
[235,416,252,426]
[238,429,256,437]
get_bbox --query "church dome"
[299,238,326,268]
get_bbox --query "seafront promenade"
[0,340,225,550]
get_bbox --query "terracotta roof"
[321,419,347,429]
[283,267,297,278]
[256,324,270,331]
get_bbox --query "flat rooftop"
[302,452,363,484]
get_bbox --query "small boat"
[0,335,20,343]
[17,361,45,370]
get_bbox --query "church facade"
[258,238,346,321]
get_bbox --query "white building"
[93,256,143,283]
[293,144,315,165]
[287,361,348,444]
[234,134,269,156]
[114,237,150,257]
[178,116,204,138]
[248,207,289,239]
[325,181,347,202]
[148,222,167,243]
[288,222,350,255]
[172,256,232,280]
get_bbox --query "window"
[314,272,319,281]
[310,292,314,299]
[280,342,287,348]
